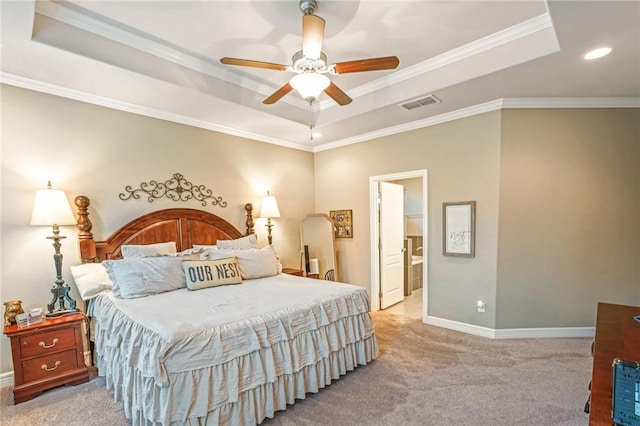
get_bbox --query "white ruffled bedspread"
[90,273,378,425]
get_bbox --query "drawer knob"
[41,360,61,372]
[39,338,59,349]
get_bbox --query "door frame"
[369,169,429,321]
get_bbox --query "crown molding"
[37,1,558,116]
[314,97,640,151]
[335,13,555,104]
[314,99,505,152]
[2,72,637,153]
[502,97,640,108]
[0,72,313,152]
[34,0,309,110]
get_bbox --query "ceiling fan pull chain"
[309,104,315,141]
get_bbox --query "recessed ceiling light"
[583,46,612,61]
[312,132,322,139]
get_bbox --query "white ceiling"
[1,1,639,151]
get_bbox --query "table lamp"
[259,191,280,245]
[30,181,79,317]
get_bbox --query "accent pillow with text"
[182,258,243,290]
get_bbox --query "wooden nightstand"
[282,268,304,276]
[282,268,319,279]
[3,312,89,403]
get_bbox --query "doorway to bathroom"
[369,169,428,322]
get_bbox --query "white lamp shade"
[290,73,330,101]
[259,194,281,218]
[30,187,76,226]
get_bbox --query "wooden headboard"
[74,196,254,263]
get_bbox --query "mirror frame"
[300,213,338,280]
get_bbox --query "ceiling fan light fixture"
[220,0,397,107]
[290,73,330,101]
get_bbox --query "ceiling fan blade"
[302,14,325,59]
[333,56,400,74]
[263,83,294,104]
[324,82,352,106]
[220,57,287,72]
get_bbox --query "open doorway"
[369,170,428,322]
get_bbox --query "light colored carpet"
[0,311,592,425]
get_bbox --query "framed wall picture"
[443,201,476,257]
[329,209,353,238]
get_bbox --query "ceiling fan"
[220,0,400,106]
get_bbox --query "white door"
[379,181,405,309]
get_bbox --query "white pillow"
[102,257,185,299]
[216,234,259,250]
[121,241,177,258]
[70,263,114,300]
[192,244,218,251]
[203,246,278,279]
[162,247,203,260]
[182,258,242,290]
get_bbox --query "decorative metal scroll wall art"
[119,173,227,207]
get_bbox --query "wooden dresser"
[589,302,640,425]
[4,312,90,403]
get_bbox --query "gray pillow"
[102,257,185,299]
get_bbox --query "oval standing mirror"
[300,214,337,281]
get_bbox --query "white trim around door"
[369,169,428,322]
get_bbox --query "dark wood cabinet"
[589,302,640,425]
[4,312,89,403]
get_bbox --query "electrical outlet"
[477,300,486,313]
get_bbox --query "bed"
[70,196,378,425]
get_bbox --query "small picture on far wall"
[330,209,353,238]
[443,201,476,257]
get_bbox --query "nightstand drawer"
[20,327,76,358]
[22,349,79,382]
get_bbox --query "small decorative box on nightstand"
[3,312,89,404]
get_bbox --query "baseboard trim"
[493,326,596,339]
[426,316,595,339]
[0,371,13,388]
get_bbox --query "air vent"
[399,94,440,111]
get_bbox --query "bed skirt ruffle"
[96,309,378,425]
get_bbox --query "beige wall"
[2,84,638,375]
[313,107,639,332]
[0,85,315,373]
[313,112,503,328]
[496,109,640,328]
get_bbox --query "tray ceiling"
[1,1,638,151]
